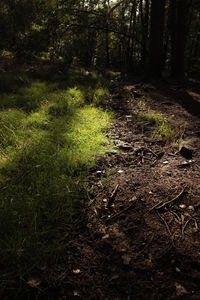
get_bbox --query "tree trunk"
[148,0,165,77]
[170,0,189,79]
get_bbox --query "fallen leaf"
[175,283,188,296]
[27,278,41,288]
[102,234,110,239]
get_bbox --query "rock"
[96,171,102,176]
[73,269,81,274]
[179,204,186,209]
[179,145,194,159]
[179,139,196,159]
[178,161,191,168]
[188,205,194,211]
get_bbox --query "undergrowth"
[137,101,174,140]
[0,71,112,298]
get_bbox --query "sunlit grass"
[137,104,174,139]
[0,75,112,297]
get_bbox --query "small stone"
[118,170,124,174]
[175,267,181,272]
[73,290,80,296]
[178,161,191,168]
[163,161,169,164]
[73,269,81,274]
[188,205,194,211]
[179,144,194,159]
[179,204,186,209]
[129,196,137,202]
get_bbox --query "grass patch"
[0,73,113,298]
[138,106,174,140]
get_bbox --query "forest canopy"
[0,1,200,299]
[0,0,199,78]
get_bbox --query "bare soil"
[51,81,200,299]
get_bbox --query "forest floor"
[0,66,200,299]
[59,80,200,299]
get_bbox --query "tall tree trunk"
[170,0,189,79]
[141,0,149,67]
[104,0,110,68]
[148,0,165,77]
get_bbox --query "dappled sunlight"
[0,76,112,295]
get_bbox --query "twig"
[108,200,137,221]
[169,210,181,224]
[150,186,187,211]
[136,234,155,257]
[182,218,198,238]
[157,212,175,246]
[110,184,119,199]
[107,184,119,207]
[147,148,158,157]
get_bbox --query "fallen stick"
[150,186,187,211]
[108,200,137,221]
[110,184,119,199]
[182,218,198,238]
[107,184,119,207]
[157,212,175,246]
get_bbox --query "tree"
[148,0,165,77]
[170,0,189,79]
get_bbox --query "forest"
[0,0,200,299]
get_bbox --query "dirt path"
[61,82,200,299]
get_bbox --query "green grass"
[138,106,174,139]
[0,73,112,298]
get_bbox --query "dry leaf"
[27,278,41,288]
[175,283,188,296]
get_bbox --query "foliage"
[0,0,198,75]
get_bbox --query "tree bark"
[170,0,189,79]
[141,0,149,67]
[148,0,165,77]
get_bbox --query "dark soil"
[42,81,200,299]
